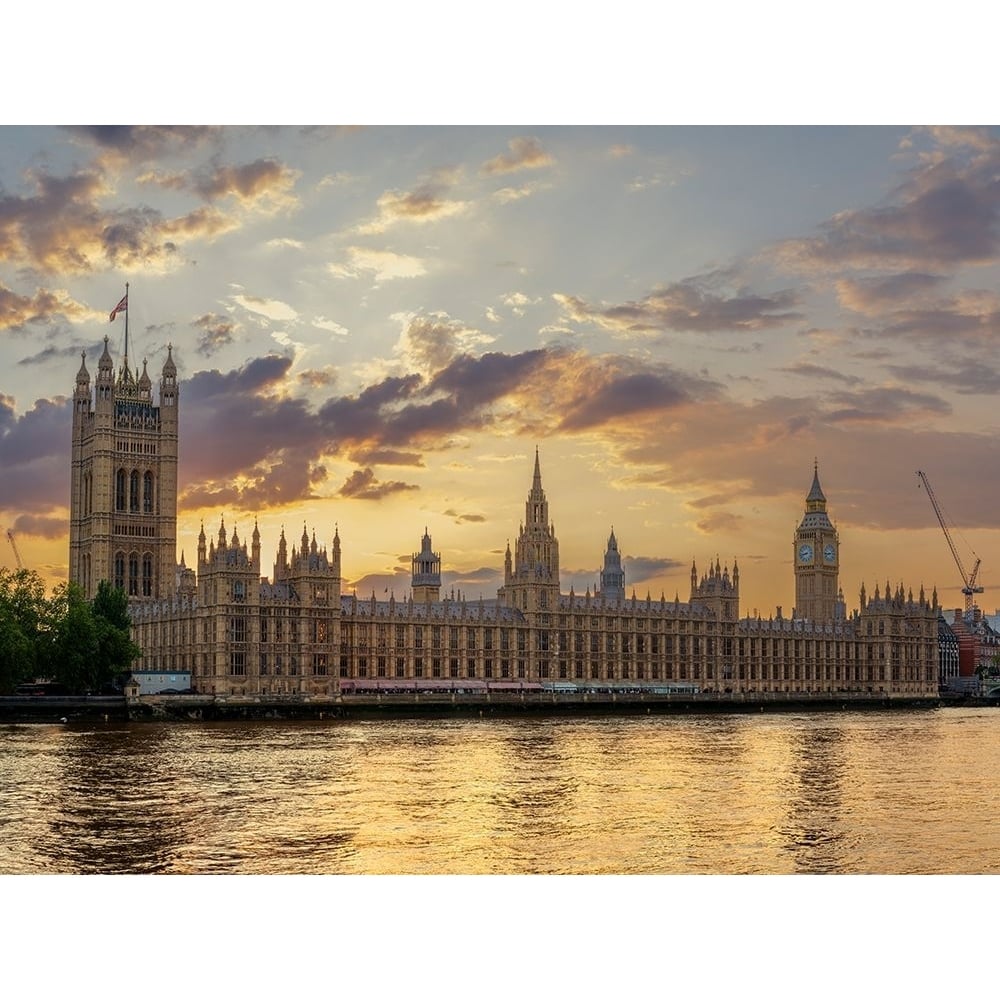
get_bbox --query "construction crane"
[916,470,983,617]
[6,529,24,570]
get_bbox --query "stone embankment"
[124,690,944,722]
[6,691,993,724]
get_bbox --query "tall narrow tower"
[501,448,561,612]
[69,310,179,601]
[599,528,625,603]
[793,462,840,621]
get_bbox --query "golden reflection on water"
[1,709,998,874]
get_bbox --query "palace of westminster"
[69,334,941,699]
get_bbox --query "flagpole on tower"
[124,280,130,362]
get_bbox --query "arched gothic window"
[116,469,126,512]
[129,470,140,513]
[114,552,125,590]
[143,471,154,514]
[142,553,153,597]
[128,553,139,596]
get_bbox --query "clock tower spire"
[793,460,842,621]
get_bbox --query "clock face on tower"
[824,543,836,563]
[798,543,813,563]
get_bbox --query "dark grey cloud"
[778,361,863,385]
[623,555,687,585]
[825,386,951,424]
[338,467,419,501]
[11,513,66,539]
[885,362,1000,395]
[193,313,236,356]
[556,276,803,336]
[559,370,696,431]
[778,135,1000,273]
[64,126,219,160]
[428,349,549,407]
[0,394,68,515]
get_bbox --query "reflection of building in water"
[70,340,940,699]
[780,728,847,874]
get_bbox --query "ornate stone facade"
[73,341,940,699]
[69,337,178,600]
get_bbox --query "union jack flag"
[109,294,128,322]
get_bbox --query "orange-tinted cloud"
[0,168,234,275]
[481,137,554,175]
[0,283,91,330]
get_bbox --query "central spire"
[531,445,543,497]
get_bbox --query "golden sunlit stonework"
[71,343,940,700]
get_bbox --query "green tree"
[1,574,141,695]
[92,580,141,682]
[0,568,48,693]
[43,582,100,693]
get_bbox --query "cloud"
[835,273,947,314]
[778,361,863,385]
[554,276,803,337]
[867,289,1000,351]
[10,513,67,539]
[695,511,745,534]
[558,370,702,431]
[826,386,949,424]
[338,467,419,500]
[330,247,427,282]
[622,555,686,584]
[443,509,486,524]
[297,367,337,389]
[502,291,539,316]
[64,126,219,163]
[356,169,469,234]
[191,159,299,210]
[0,393,69,516]
[177,355,330,510]
[193,313,236,356]
[774,132,1000,273]
[884,361,1000,395]
[313,317,349,336]
[492,183,546,204]
[0,168,235,275]
[231,294,298,322]
[481,137,554,176]
[0,283,92,331]
[396,314,495,374]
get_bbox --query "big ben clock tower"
[794,462,841,621]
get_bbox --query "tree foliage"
[0,570,141,694]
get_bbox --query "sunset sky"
[4,124,1000,617]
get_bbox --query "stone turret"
[412,528,442,602]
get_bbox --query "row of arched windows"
[114,551,154,597]
[115,469,155,514]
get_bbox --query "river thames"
[1,706,997,874]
